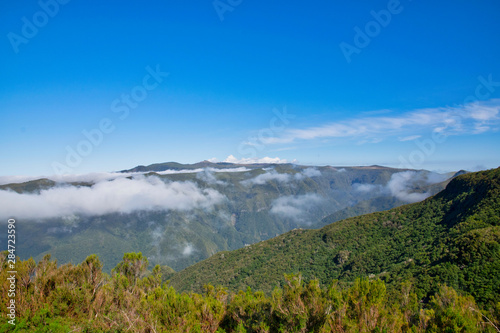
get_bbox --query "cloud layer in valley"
[196,169,227,185]
[353,171,449,203]
[270,193,325,223]
[214,155,294,164]
[0,172,136,186]
[157,167,250,176]
[0,167,251,186]
[241,168,321,186]
[0,176,225,220]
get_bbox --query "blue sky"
[1,0,499,176]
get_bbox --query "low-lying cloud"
[196,169,227,185]
[218,155,294,164]
[241,168,321,186]
[270,193,324,223]
[0,176,225,220]
[157,167,250,176]
[353,171,449,203]
[182,244,195,256]
[352,183,384,194]
[241,170,292,186]
[299,167,322,178]
[0,167,251,186]
[0,172,137,186]
[387,171,445,203]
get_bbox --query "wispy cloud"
[182,244,195,256]
[386,172,432,203]
[157,167,250,176]
[352,183,384,193]
[0,176,225,219]
[196,169,227,185]
[241,170,292,186]
[270,193,324,223]
[398,135,421,142]
[0,172,136,186]
[241,168,321,186]
[0,167,251,186]
[352,170,449,203]
[301,168,322,178]
[221,155,294,164]
[262,99,500,144]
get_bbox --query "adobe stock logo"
[213,0,242,21]
[7,0,71,54]
[339,0,406,63]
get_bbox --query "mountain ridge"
[119,161,414,173]
[0,163,461,274]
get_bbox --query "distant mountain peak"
[452,170,469,178]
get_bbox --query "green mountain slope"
[170,167,500,307]
[0,162,453,273]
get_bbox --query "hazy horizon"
[0,157,493,181]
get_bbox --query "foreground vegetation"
[1,252,499,332]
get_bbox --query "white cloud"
[211,167,250,173]
[241,170,292,186]
[156,169,203,175]
[196,169,226,185]
[223,155,294,164]
[424,171,450,184]
[467,101,499,121]
[0,172,137,186]
[52,172,140,183]
[386,172,430,203]
[0,175,43,185]
[182,244,195,256]
[241,168,321,186]
[0,167,251,186]
[158,167,250,176]
[386,171,448,203]
[351,171,449,203]
[353,183,383,193]
[466,101,500,134]
[0,176,225,219]
[301,168,322,178]
[399,135,421,142]
[150,225,164,247]
[270,193,324,222]
[261,99,500,144]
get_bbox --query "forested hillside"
[170,168,500,309]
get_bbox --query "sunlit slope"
[170,168,500,307]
